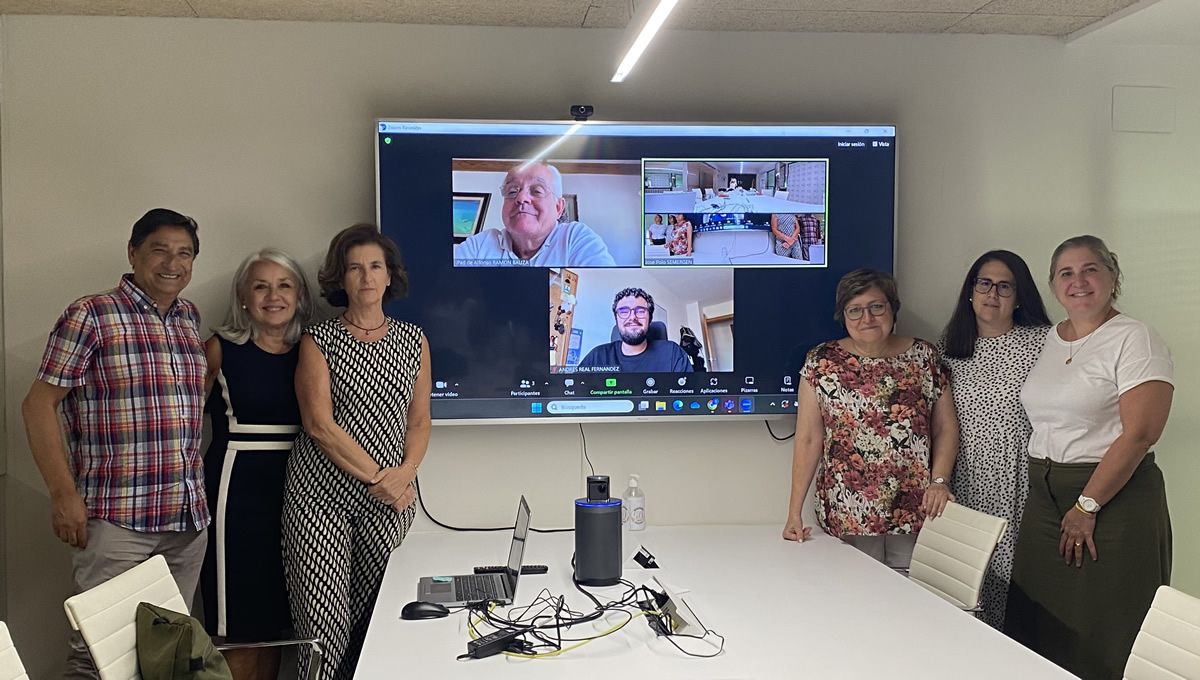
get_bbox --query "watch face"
[1080,497,1100,512]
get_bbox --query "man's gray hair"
[511,161,564,198]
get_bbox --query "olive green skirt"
[1005,453,1171,680]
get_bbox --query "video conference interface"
[377,121,896,421]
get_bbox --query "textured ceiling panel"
[674,8,969,33]
[683,0,987,10]
[0,0,194,17]
[978,0,1139,16]
[0,0,1152,36]
[190,0,398,23]
[581,2,634,29]
[947,12,1098,34]
[190,0,593,25]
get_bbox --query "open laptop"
[416,496,530,606]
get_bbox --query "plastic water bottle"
[622,474,645,531]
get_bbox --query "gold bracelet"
[1074,501,1095,516]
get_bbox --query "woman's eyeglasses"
[844,302,889,321]
[974,278,1014,298]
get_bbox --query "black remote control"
[474,564,549,575]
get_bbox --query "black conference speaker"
[574,493,622,586]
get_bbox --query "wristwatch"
[1077,495,1101,514]
[931,477,947,485]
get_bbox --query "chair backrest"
[908,502,1007,610]
[0,622,30,680]
[63,555,188,680]
[1124,585,1200,680]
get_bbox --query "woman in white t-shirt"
[646,213,667,246]
[1005,235,1174,680]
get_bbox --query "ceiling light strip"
[611,0,680,83]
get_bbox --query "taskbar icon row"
[432,374,801,397]
[526,396,800,416]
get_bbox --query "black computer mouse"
[401,600,450,620]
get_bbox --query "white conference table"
[359,525,1074,679]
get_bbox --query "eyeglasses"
[844,302,890,321]
[615,306,650,320]
[974,278,1015,298]
[500,181,554,200]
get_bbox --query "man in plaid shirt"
[22,209,209,678]
[798,213,823,252]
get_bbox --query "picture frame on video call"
[452,192,490,243]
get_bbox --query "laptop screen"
[503,496,531,595]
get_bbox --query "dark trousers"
[1005,454,1171,680]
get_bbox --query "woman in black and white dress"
[282,224,432,680]
[939,250,1050,630]
[201,248,314,680]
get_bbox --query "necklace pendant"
[1065,357,1073,365]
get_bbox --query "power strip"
[467,626,533,659]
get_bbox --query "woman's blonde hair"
[1050,235,1123,300]
[214,248,315,346]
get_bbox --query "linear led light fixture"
[611,0,680,83]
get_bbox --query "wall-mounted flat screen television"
[376,120,896,423]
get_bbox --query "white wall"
[2,15,1197,676]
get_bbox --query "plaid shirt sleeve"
[37,299,100,388]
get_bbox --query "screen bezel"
[374,118,899,426]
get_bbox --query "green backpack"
[135,602,233,680]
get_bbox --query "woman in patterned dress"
[282,224,432,680]
[783,269,958,569]
[667,213,693,256]
[200,249,314,680]
[940,250,1051,630]
[770,213,807,260]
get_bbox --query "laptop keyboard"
[453,574,503,601]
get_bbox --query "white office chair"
[1124,585,1200,680]
[907,502,1006,613]
[64,555,323,680]
[0,622,31,680]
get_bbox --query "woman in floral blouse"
[782,268,959,568]
[667,213,693,256]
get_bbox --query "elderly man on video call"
[577,287,695,372]
[454,161,615,266]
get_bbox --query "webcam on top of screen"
[570,104,594,122]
